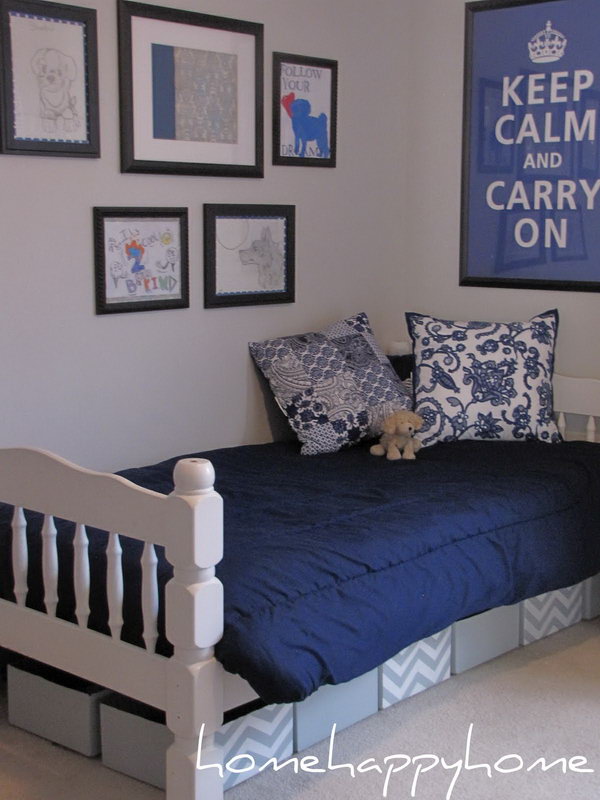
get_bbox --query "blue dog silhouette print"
[282,93,330,158]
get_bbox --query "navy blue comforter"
[2,439,600,704]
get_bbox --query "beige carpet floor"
[1,619,599,800]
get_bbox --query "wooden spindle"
[557,411,567,439]
[11,506,28,606]
[73,523,90,628]
[107,532,123,640]
[42,514,58,617]
[142,542,159,652]
[586,414,597,443]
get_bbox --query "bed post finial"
[173,458,216,496]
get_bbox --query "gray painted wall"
[0,0,597,471]
[0,0,409,470]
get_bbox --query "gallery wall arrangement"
[0,0,339,313]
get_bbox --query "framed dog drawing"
[203,204,295,308]
[273,52,337,168]
[0,0,100,157]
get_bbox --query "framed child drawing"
[94,207,189,314]
[272,51,337,168]
[0,0,100,156]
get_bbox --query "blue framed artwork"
[117,0,263,177]
[460,0,600,292]
[272,52,337,168]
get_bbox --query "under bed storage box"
[451,605,521,674]
[7,659,109,756]
[379,628,451,709]
[520,582,583,645]
[293,669,378,751]
[583,575,600,620]
[100,694,294,791]
[215,703,294,790]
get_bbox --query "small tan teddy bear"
[370,410,424,461]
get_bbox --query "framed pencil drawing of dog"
[273,52,337,168]
[204,204,295,308]
[0,0,100,157]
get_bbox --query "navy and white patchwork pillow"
[249,312,412,455]
[405,309,561,447]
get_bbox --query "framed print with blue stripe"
[118,0,263,177]
[460,0,600,292]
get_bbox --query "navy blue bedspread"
[2,439,600,704]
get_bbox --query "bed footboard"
[0,447,226,800]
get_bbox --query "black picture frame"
[460,0,600,292]
[204,204,295,308]
[272,51,337,167]
[118,0,263,177]
[94,207,189,314]
[0,0,100,157]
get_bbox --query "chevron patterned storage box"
[215,703,294,790]
[451,604,520,674]
[379,627,451,709]
[294,669,378,751]
[7,661,109,756]
[520,582,583,645]
[100,695,293,791]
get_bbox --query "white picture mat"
[103,217,183,303]
[131,15,256,165]
[9,11,88,143]
[215,217,287,294]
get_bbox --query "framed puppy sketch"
[94,207,189,314]
[0,0,100,157]
[273,52,337,167]
[118,0,263,177]
[461,0,600,292]
[204,204,295,308]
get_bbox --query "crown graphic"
[528,20,567,63]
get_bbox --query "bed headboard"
[553,373,600,442]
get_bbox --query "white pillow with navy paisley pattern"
[249,312,412,455]
[405,309,561,447]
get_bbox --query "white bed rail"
[553,373,600,441]
[0,447,225,800]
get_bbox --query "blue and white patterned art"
[406,309,561,447]
[152,44,237,143]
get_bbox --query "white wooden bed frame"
[0,371,599,800]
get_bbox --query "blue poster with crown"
[461,0,600,291]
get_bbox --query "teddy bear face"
[382,410,423,436]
